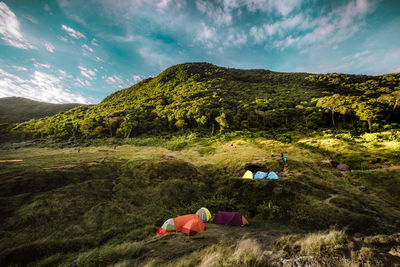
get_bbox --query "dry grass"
[166,238,267,267]
[296,229,347,256]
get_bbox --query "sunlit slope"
[10,63,400,139]
[0,134,399,265]
[10,63,326,138]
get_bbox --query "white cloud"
[77,66,96,80]
[0,68,89,104]
[61,24,86,39]
[249,26,266,43]
[82,44,93,53]
[58,35,68,42]
[34,62,51,69]
[246,0,303,17]
[91,38,99,46]
[11,65,28,71]
[104,74,141,89]
[105,75,124,88]
[195,22,217,48]
[138,46,175,69]
[157,0,185,10]
[74,78,91,87]
[22,15,38,24]
[44,4,50,12]
[273,35,300,50]
[133,75,143,83]
[0,2,34,49]
[267,14,306,35]
[105,76,116,85]
[97,33,134,42]
[45,42,55,53]
[57,69,73,79]
[255,0,378,50]
[95,56,103,62]
[224,30,247,47]
[196,0,233,26]
[343,50,370,60]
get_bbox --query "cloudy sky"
[0,0,399,104]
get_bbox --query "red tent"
[173,214,200,232]
[156,227,170,236]
[181,217,206,236]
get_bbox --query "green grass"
[0,133,399,265]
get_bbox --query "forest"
[7,63,400,140]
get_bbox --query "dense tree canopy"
[10,63,400,139]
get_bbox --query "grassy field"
[0,131,399,266]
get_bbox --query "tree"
[316,94,344,126]
[379,89,400,110]
[103,117,119,137]
[353,100,381,132]
[80,118,95,138]
[215,113,228,133]
[118,114,138,138]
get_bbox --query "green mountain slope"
[9,63,400,139]
[0,97,84,123]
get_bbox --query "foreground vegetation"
[1,131,399,266]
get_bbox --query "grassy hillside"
[10,63,400,139]
[1,132,399,266]
[1,63,399,266]
[0,97,84,123]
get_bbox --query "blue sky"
[0,0,399,104]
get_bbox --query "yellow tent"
[242,170,253,179]
[196,207,212,222]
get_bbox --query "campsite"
[1,131,400,266]
[1,0,400,264]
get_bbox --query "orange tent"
[181,217,206,236]
[242,216,249,225]
[173,214,200,232]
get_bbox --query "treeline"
[10,63,400,139]
[309,73,400,131]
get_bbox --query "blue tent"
[267,171,279,180]
[254,171,268,180]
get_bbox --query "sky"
[0,0,399,104]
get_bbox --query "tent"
[254,171,268,180]
[181,217,206,236]
[173,214,200,232]
[337,164,350,171]
[161,218,175,232]
[212,211,249,226]
[156,227,170,236]
[267,171,279,180]
[196,207,212,223]
[242,170,253,179]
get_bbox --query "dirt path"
[324,193,338,204]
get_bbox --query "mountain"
[1,63,400,266]
[0,97,84,123]
[9,63,400,139]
